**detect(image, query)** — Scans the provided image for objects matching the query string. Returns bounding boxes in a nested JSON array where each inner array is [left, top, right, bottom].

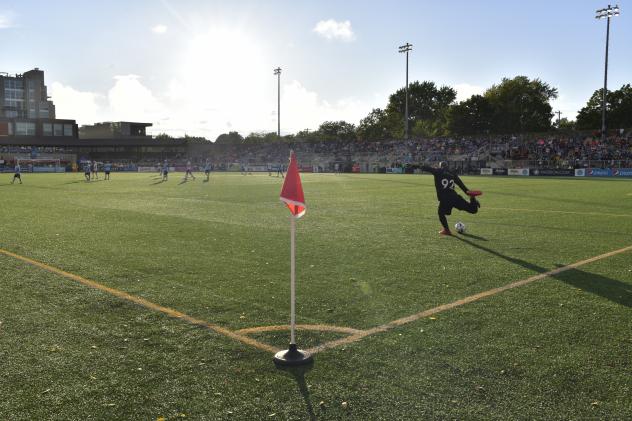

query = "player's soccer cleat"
[[466, 190, 483, 197], [471, 196, 481, 209], [439, 228, 452, 236]]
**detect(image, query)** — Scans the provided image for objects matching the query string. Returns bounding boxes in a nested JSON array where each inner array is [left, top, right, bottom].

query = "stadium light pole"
[[399, 43, 413, 139], [595, 4, 620, 142], [274, 67, 282, 137], [556, 110, 562, 128]]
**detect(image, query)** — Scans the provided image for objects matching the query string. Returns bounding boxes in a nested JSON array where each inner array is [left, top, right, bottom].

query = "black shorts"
[[14, 173, 20, 178], [105, 171, 110, 175], [85, 171, 90, 175], [438, 194, 470, 215]]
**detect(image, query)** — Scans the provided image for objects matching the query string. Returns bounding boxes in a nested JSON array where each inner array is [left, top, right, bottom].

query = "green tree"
[[484, 76, 558, 133], [447, 95, 493, 135], [387, 81, 456, 121], [557, 118, 576, 130], [215, 131, 244, 144], [316, 121, 357, 141], [243, 132, 278, 143], [577, 84, 632, 130], [357, 108, 403, 140], [154, 133, 175, 141]]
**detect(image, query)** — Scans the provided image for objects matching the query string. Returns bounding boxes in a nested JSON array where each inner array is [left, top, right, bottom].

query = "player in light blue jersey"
[[162, 160, 169, 181], [204, 159, 212, 182], [104, 162, 112, 180], [11, 163, 22, 184], [83, 162, 91, 181]]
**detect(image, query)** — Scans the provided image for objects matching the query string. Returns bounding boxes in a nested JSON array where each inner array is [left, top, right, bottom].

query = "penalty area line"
[[0, 247, 280, 354], [307, 244, 632, 355]]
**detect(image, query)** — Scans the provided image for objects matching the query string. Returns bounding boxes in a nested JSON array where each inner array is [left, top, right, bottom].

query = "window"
[[5, 110, 18, 118], [64, 124, 73, 136], [39, 109, 49, 118], [15, 122, 35, 136], [54, 123, 63, 136], [43, 123, 53, 136]]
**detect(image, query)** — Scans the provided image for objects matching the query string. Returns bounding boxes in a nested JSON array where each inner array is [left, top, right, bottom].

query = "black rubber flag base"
[[273, 344, 313, 367]]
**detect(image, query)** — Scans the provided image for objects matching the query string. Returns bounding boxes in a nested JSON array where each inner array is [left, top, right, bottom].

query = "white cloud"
[[0, 12, 16, 29], [50, 76, 165, 126], [454, 83, 485, 102], [281, 80, 375, 133], [49, 27, 378, 140], [49, 82, 103, 123], [313, 19, 355, 42], [107, 75, 165, 122], [152, 24, 168, 34]]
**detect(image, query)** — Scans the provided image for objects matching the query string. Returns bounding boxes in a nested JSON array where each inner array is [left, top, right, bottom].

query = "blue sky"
[[0, 0, 629, 139]]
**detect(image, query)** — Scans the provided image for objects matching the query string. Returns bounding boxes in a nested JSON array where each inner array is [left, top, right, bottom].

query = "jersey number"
[[441, 178, 455, 190]]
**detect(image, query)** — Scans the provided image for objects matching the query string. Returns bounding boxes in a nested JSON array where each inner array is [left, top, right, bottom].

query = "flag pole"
[[290, 215, 296, 346]]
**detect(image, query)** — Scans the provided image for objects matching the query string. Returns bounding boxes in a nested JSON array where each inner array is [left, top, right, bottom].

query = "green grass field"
[[0, 172, 631, 420]]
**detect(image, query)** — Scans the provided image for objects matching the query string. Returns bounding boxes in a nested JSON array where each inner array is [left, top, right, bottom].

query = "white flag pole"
[[290, 215, 296, 346]]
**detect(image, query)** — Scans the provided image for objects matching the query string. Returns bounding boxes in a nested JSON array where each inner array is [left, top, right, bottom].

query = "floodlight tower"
[[399, 42, 413, 139], [595, 4, 620, 142], [274, 67, 282, 137]]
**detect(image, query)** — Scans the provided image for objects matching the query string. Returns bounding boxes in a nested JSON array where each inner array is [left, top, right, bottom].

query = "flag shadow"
[[455, 236, 631, 308], [276, 364, 316, 420]]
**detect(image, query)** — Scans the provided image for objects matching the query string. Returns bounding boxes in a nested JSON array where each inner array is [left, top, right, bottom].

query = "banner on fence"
[[508, 168, 530, 176], [587, 168, 612, 177], [531, 168, 575, 176], [480, 168, 493, 175]]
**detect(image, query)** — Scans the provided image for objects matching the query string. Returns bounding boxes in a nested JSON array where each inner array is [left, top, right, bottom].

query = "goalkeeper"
[[418, 162, 481, 236]]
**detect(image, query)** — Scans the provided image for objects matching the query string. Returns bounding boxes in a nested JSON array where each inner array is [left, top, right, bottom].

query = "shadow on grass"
[[151, 179, 166, 185], [275, 364, 316, 420], [455, 236, 631, 308], [63, 178, 106, 184], [460, 232, 488, 241]]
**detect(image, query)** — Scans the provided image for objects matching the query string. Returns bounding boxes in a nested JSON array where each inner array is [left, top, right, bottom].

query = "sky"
[[0, 0, 630, 140]]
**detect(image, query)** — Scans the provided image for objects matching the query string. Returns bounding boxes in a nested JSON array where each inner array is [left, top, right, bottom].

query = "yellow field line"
[[235, 324, 364, 335], [307, 244, 632, 354], [0, 248, 280, 354]]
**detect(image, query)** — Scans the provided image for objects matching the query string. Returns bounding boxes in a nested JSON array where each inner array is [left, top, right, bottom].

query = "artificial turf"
[[0, 172, 630, 420]]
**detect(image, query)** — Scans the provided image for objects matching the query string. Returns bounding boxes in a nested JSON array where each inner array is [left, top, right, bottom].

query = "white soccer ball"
[[455, 222, 466, 234]]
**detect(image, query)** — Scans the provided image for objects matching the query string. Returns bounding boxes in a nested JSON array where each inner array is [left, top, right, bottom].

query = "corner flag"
[[279, 151, 306, 218], [273, 151, 313, 367]]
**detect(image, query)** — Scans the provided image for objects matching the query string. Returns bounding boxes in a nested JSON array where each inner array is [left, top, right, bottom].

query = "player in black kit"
[[419, 162, 482, 236]]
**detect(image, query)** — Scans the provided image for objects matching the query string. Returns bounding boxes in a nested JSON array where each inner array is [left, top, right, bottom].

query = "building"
[[0, 68, 55, 119], [0, 68, 78, 138], [80, 122, 152, 139]]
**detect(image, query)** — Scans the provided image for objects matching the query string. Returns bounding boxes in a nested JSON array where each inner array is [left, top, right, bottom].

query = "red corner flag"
[[280, 151, 306, 218]]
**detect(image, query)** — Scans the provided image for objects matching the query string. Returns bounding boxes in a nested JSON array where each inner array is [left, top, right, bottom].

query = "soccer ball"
[[455, 222, 466, 234]]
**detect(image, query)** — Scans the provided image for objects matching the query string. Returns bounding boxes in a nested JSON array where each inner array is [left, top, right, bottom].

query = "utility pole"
[[595, 4, 620, 142], [556, 110, 562, 128], [398, 43, 413, 139], [274, 67, 282, 137]]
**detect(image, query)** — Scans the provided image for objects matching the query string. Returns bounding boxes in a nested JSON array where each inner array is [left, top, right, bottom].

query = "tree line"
[[167, 76, 632, 144]]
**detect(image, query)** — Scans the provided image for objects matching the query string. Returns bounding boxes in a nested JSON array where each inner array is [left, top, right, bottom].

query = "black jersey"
[[421, 166, 469, 201]]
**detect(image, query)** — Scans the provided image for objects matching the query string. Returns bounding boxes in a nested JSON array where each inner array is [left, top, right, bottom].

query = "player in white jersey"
[[11, 163, 22, 184], [184, 160, 196, 181], [91, 160, 99, 180]]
